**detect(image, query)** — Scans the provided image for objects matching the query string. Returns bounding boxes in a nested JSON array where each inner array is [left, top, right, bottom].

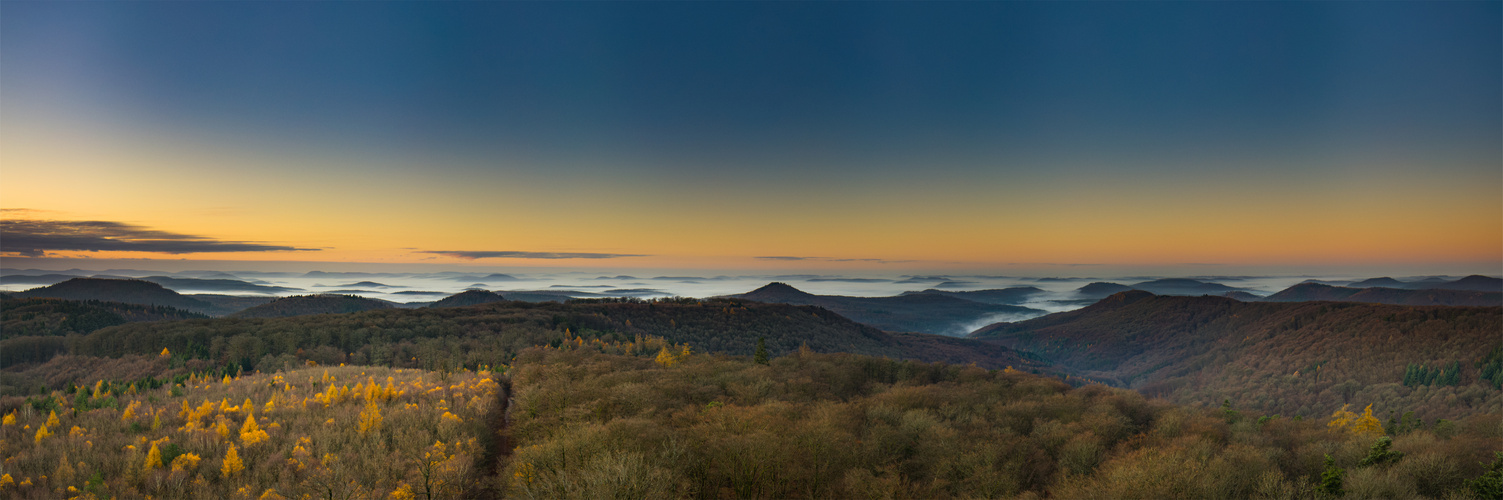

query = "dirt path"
[[469, 375, 514, 499]]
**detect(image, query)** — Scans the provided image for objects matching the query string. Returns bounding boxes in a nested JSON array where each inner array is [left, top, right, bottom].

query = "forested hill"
[[726, 282, 1045, 336], [971, 291, 1503, 420], [429, 289, 507, 308], [1265, 283, 1502, 307], [227, 294, 395, 318], [13, 277, 213, 313], [0, 297, 208, 339], [3, 297, 1048, 373]]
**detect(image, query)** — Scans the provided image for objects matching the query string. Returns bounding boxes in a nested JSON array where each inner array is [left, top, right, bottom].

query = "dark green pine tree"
[[1468, 452, 1503, 500], [754, 336, 769, 365], [1444, 361, 1463, 386], [1359, 436, 1404, 467], [1321, 455, 1346, 497]]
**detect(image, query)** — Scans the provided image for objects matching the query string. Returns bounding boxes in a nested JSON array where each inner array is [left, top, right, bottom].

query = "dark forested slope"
[[1266, 283, 1502, 307], [727, 282, 1045, 336], [0, 297, 207, 339], [429, 289, 507, 308], [972, 292, 1503, 420], [498, 346, 1503, 500], [3, 298, 1047, 374], [14, 278, 212, 312], [228, 294, 396, 318]]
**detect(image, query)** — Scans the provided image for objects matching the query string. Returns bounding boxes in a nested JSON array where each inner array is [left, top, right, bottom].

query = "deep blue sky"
[[2, 2, 1499, 270], [6, 2, 1498, 171]]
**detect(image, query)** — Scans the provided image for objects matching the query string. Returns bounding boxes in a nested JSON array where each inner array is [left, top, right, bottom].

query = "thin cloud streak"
[[0, 218, 317, 257], [421, 250, 648, 260], [756, 256, 913, 264]]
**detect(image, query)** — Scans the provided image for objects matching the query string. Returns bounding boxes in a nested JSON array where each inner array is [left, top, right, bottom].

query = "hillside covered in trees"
[[1, 297, 208, 339], [0, 298, 1050, 389], [7, 278, 274, 316], [228, 294, 396, 319], [429, 290, 507, 308], [971, 291, 1503, 421], [4, 340, 1501, 499], [496, 345, 1503, 499], [726, 282, 1045, 336], [1264, 283, 1502, 307], [0, 363, 502, 499]]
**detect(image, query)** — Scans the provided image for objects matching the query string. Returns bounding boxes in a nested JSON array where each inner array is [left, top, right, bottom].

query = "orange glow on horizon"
[[2, 113, 1499, 271]]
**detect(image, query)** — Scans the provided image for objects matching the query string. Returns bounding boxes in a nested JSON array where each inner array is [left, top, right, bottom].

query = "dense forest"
[[0, 298, 1049, 395], [1265, 284, 1503, 307], [498, 345, 1503, 499], [5, 278, 275, 316], [228, 294, 396, 319], [430, 290, 507, 308], [0, 364, 502, 499], [0, 297, 207, 339], [972, 291, 1503, 421], [4, 340, 1500, 499]]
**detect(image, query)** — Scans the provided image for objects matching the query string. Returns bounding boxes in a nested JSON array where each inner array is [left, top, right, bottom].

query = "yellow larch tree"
[[1328, 403, 1385, 438], [145, 441, 163, 471], [358, 399, 383, 434], [121, 400, 140, 421], [655, 347, 678, 368], [222, 444, 244, 477], [241, 414, 269, 445]]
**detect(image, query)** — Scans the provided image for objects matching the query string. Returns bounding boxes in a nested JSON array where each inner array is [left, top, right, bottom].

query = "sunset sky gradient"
[[2, 2, 1499, 274]]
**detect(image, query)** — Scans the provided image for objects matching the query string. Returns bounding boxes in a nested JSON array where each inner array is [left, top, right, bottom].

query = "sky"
[[2, 2, 1499, 275]]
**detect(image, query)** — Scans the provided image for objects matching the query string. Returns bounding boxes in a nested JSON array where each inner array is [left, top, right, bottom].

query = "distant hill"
[[1350, 277, 1407, 288], [971, 291, 1503, 420], [430, 290, 507, 308], [138, 276, 300, 294], [189, 295, 276, 316], [228, 294, 395, 318], [0, 274, 80, 286], [1074, 282, 1137, 299], [897, 287, 1045, 305], [14, 278, 214, 313], [497, 290, 605, 302], [327, 281, 396, 288], [1127, 278, 1242, 296], [445, 273, 520, 282], [1428, 275, 1503, 292], [727, 282, 1046, 336], [1333, 275, 1502, 292], [1, 297, 207, 339], [1221, 291, 1264, 301], [18, 298, 1049, 372], [1265, 283, 1501, 307]]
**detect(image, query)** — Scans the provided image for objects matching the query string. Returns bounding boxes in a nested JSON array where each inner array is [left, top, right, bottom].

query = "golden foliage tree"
[[1326, 403, 1384, 438], [145, 441, 163, 471], [358, 399, 383, 435], [222, 444, 245, 478], [655, 347, 678, 368], [240, 414, 269, 445]]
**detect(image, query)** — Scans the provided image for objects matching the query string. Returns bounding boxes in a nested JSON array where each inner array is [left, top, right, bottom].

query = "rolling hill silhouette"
[[729, 282, 1045, 336]]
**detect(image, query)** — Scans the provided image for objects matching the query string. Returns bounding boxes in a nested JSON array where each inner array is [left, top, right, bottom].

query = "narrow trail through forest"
[[471, 375, 515, 499]]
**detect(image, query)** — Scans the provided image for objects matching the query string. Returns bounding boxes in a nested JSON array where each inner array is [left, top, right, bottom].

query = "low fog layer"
[[4, 268, 1495, 335]]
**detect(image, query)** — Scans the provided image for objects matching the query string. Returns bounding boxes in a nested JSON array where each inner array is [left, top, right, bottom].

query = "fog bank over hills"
[[5, 266, 1497, 332]]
